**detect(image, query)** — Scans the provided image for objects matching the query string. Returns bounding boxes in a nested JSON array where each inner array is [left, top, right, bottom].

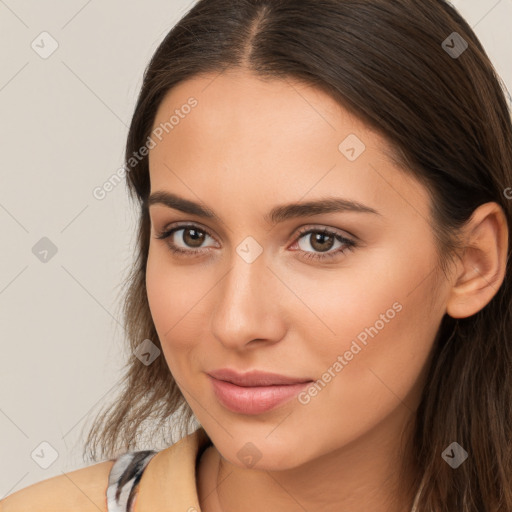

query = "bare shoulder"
[[0, 459, 115, 512]]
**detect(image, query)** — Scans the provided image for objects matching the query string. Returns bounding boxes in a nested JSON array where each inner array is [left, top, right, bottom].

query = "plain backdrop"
[[1, 0, 511, 498]]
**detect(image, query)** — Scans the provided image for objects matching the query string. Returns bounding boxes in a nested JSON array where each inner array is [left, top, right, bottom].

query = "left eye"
[[155, 224, 357, 261], [292, 227, 356, 260]]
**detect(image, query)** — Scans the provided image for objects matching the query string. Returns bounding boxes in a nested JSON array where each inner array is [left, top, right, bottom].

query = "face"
[[146, 69, 450, 470]]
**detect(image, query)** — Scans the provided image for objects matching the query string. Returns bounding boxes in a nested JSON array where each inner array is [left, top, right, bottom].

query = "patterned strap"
[[106, 450, 158, 512]]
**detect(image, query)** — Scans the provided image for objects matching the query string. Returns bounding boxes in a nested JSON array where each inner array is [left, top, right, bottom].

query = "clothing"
[[106, 450, 158, 511], [106, 426, 212, 512]]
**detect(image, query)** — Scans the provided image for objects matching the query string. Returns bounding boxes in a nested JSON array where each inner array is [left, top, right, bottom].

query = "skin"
[[145, 69, 509, 512]]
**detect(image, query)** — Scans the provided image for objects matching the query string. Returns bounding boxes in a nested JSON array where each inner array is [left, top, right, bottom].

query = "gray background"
[[1, 0, 511, 498]]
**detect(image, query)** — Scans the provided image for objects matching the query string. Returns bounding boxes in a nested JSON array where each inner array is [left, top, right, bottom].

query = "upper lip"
[[208, 368, 313, 387]]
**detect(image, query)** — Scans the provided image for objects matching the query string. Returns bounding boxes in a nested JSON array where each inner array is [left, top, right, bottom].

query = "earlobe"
[[446, 202, 509, 319]]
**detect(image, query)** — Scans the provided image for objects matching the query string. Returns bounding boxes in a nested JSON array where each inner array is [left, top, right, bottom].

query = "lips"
[[207, 368, 313, 387], [206, 368, 314, 415]]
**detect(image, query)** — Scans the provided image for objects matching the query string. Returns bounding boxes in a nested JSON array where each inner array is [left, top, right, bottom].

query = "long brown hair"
[[83, 1, 512, 510]]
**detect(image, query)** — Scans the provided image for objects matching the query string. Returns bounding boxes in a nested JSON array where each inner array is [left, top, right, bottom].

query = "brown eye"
[[155, 223, 357, 262], [293, 227, 357, 262], [306, 231, 336, 252], [155, 224, 217, 257], [181, 227, 207, 248]]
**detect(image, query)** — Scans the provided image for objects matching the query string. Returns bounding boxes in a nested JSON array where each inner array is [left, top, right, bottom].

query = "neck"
[[198, 404, 421, 512]]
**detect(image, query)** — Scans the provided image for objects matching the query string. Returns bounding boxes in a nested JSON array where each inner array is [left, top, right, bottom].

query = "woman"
[[2, 0, 511, 511]]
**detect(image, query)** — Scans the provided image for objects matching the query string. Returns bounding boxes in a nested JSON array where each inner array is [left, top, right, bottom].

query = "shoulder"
[[0, 459, 115, 512]]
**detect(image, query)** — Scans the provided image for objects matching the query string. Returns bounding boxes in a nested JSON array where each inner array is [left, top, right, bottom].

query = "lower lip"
[[208, 375, 312, 415]]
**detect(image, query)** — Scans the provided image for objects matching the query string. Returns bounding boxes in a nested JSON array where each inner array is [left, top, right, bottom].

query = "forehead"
[[147, 70, 430, 222], [150, 69, 375, 155]]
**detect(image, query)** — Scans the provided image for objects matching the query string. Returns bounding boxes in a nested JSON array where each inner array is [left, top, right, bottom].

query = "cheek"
[[145, 248, 171, 331], [290, 295, 437, 459], [300, 235, 442, 366], [146, 248, 185, 357], [145, 246, 207, 371], [294, 252, 442, 425]]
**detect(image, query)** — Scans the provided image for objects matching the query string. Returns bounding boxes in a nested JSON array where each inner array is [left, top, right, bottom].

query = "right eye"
[[155, 223, 218, 257]]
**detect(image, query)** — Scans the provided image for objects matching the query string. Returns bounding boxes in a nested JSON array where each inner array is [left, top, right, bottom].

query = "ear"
[[446, 202, 509, 319]]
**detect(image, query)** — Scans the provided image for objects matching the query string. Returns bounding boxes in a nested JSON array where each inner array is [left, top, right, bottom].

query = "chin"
[[216, 434, 310, 471]]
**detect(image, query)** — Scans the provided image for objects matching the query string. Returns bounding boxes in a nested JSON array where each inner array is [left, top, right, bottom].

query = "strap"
[[106, 450, 158, 512]]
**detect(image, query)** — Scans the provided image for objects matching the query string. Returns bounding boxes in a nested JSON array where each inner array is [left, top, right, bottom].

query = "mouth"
[[207, 371, 314, 415], [207, 368, 313, 387]]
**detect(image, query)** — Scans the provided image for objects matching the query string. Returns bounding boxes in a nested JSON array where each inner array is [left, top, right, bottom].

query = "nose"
[[210, 252, 287, 351]]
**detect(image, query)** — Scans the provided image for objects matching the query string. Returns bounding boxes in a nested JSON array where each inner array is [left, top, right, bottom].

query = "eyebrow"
[[146, 191, 381, 225]]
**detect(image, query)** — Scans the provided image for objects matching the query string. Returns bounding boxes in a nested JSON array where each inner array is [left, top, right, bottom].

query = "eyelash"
[[154, 223, 357, 262]]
